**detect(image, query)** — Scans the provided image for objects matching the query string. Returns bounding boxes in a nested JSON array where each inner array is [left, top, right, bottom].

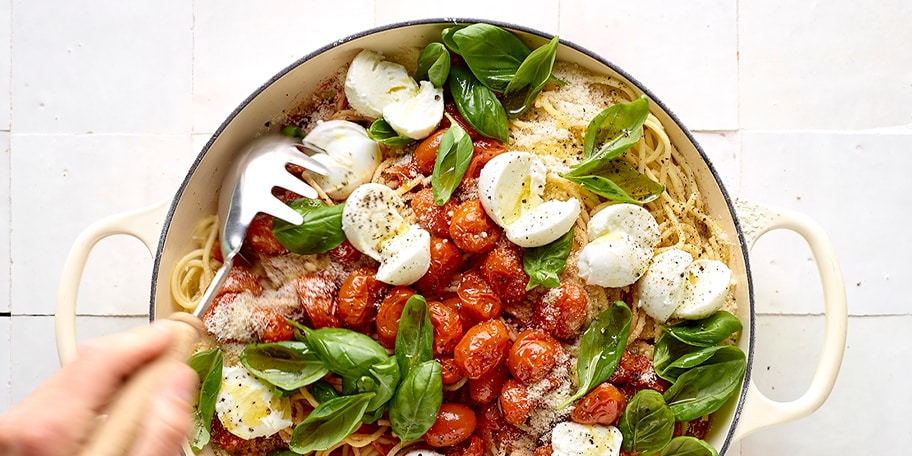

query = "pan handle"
[[730, 198, 847, 441], [55, 200, 170, 365]]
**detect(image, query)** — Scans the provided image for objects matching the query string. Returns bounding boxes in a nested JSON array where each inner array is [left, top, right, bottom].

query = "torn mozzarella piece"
[[302, 120, 381, 199], [342, 183, 431, 285], [576, 203, 660, 288], [637, 248, 694, 322], [344, 49, 418, 118], [551, 421, 623, 456], [672, 259, 733, 320], [383, 80, 443, 139], [477, 152, 580, 248], [214, 366, 293, 440]]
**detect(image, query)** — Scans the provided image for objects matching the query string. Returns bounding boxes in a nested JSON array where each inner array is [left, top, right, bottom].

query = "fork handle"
[[79, 312, 204, 456]]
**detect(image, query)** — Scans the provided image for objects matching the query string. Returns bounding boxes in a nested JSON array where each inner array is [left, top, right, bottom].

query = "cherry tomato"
[[411, 187, 457, 238], [480, 240, 529, 306], [437, 357, 465, 385], [500, 379, 535, 425], [469, 364, 508, 405], [329, 239, 362, 264], [252, 307, 294, 343], [210, 416, 246, 451], [610, 350, 671, 396], [414, 237, 463, 293], [571, 382, 628, 426], [423, 403, 477, 448], [428, 300, 464, 357], [443, 434, 484, 456], [337, 267, 387, 328], [456, 270, 503, 321], [461, 137, 508, 188], [375, 286, 416, 348], [295, 274, 341, 329], [442, 100, 481, 139], [454, 319, 511, 379], [413, 129, 447, 175], [476, 401, 521, 452], [245, 213, 286, 256], [533, 445, 553, 456], [533, 281, 588, 340], [450, 199, 501, 254], [202, 292, 239, 337], [507, 329, 563, 384], [219, 266, 263, 296]]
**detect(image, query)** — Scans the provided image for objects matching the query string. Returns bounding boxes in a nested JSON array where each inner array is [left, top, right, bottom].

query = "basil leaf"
[[416, 42, 451, 88], [523, 228, 573, 290], [618, 389, 675, 454], [451, 23, 531, 92], [449, 65, 510, 143], [310, 380, 339, 404], [189, 410, 211, 452], [240, 341, 329, 391], [272, 199, 346, 254], [361, 356, 401, 413], [281, 125, 305, 138], [304, 327, 389, 380], [395, 295, 434, 377], [663, 311, 743, 347], [389, 360, 443, 441], [441, 25, 467, 55], [659, 436, 719, 456], [565, 161, 665, 204], [267, 450, 300, 456], [657, 344, 729, 383], [503, 36, 559, 118], [560, 302, 632, 408], [188, 348, 222, 431], [575, 96, 650, 170], [663, 346, 747, 422], [431, 120, 474, 205], [653, 333, 700, 383], [368, 118, 415, 147], [289, 392, 374, 453]]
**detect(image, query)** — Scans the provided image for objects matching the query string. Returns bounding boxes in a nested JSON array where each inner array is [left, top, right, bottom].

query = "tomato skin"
[[252, 307, 294, 342], [469, 364, 509, 404], [456, 270, 503, 322], [413, 129, 447, 175], [480, 240, 529, 307], [499, 378, 535, 425], [610, 349, 671, 396], [476, 401, 522, 452], [423, 403, 477, 448], [443, 434, 485, 456], [533, 281, 588, 340], [219, 266, 263, 296], [438, 357, 465, 385], [337, 267, 387, 328], [454, 319, 511, 379], [533, 445, 554, 456], [449, 199, 501, 254], [428, 300, 464, 357], [295, 274, 341, 329], [507, 329, 563, 384], [571, 382, 628, 426], [202, 292, 240, 338], [414, 237, 463, 293], [246, 213, 286, 256], [461, 137, 508, 189], [329, 239, 362, 264], [210, 416, 246, 451], [375, 286, 416, 348], [442, 100, 481, 139], [411, 187, 458, 238]]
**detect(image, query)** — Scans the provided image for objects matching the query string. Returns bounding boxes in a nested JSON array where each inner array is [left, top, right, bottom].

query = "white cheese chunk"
[[637, 248, 694, 322], [551, 421, 623, 456], [672, 259, 733, 320], [214, 366, 293, 440], [303, 120, 381, 199], [576, 203, 660, 288], [344, 49, 418, 118], [383, 80, 444, 139]]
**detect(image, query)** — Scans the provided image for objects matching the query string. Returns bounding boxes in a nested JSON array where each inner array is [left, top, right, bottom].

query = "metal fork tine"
[[264, 196, 305, 226], [287, 146, 330, 176], [273, 171, 320, 200]]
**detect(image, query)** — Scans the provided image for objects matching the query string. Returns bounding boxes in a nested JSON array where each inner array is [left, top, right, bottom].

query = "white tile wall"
[[1, 0, 909, 453]]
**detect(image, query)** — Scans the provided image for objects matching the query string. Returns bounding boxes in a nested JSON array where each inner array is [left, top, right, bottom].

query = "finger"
[[127, 360, 198, 456]]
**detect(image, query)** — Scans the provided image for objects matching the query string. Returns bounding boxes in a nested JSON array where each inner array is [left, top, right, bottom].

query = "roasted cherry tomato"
[[571, 382, 628, 426], [329, 239, 362, 264], [454, 319, 511, 379], [443, 434, 485, 456], [533, 281, 588, 340], [456, 270, 503, 321], [450, 199, 501, 254], [438, 357, 465, 385], [246, 213, 286, 256], [252, 307, 294, 343], [533, 445, 554, 456], [461, 137, 508, 189], [413, 129, 447, 175], [337, 266, 387, 328], [202, 292, 240, 337], [480, 240, 529, 306], [428, 300, 464, 357], [210, 416, 245, 451], [610, 349, 671, 396], [219, 266, 263, 296], [500, 379, 535, 426], [469, 364, 509, 405], [375, 286, 416, 348], [507, 329, 563, 384], [423, 403, 477, 448], [442, 100, 481, 139], [295, 274, 341, 329], [414, 237, 463, 293], [411, 187, 458, 238]]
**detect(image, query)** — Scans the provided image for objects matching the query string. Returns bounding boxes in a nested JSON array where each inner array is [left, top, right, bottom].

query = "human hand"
[[0, 321, 199, 456]]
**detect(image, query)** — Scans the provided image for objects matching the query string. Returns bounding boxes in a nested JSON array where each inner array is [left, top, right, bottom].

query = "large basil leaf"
[[503, 36, 559, 119], [432, 120, 474, 205], [663, 311, 743, 347], [659, 436, 719, 456], [523, 228, 573, 290], [560, 302, 632, 407], [618, 389, 675, 454], [656, 344, 729, 383], [416, 42, 451, 88], [289, 392, 374, 453], [451, 23, 531, 91], [565, 161, 665, 204], [310, 380, 339, 404], [240, 341, 328, 391], [368, 118, 415, 147], [304, 327, 389, 380], [653, 333, 700, 383], [441, 25, 467, 55], [187, 347, 222, 451], [395, 295, 434, 378], [389, 360, 443, 441], [359, 356, 400, 413], [188, 411, 210, 453], [449, 66, 510, 143], [272, 198, 345, 254], [663, 346, 747, 422], [573, 96, 650, 172]]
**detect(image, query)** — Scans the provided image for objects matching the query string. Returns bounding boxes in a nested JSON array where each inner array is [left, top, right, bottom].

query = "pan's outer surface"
[[151, 19, 754, 454]]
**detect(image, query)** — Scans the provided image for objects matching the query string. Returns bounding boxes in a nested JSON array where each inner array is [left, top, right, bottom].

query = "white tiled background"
[[1, 0, 910, 453]]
